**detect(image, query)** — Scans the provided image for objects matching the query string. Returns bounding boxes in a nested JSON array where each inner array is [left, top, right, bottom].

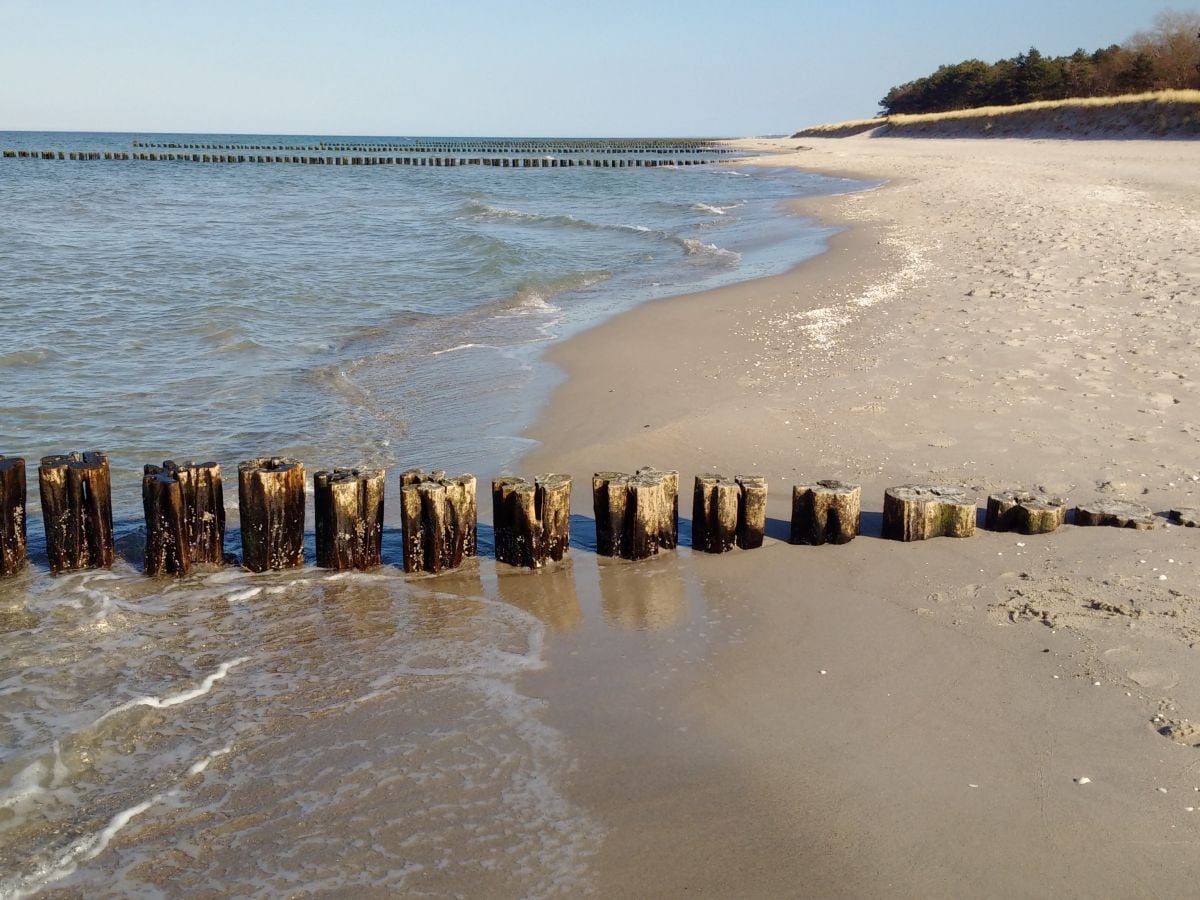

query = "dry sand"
[[507, 135, 1200, 897]]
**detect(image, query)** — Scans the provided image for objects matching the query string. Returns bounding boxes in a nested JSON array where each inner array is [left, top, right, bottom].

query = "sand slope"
[[516, 136, 1200, 896]]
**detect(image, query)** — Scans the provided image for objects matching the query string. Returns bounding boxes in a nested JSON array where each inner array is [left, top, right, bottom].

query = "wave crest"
[[463, 201, 740, 267]]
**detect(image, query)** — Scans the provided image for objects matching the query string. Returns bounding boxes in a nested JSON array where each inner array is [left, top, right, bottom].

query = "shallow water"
[[0, 131, 864, 896]]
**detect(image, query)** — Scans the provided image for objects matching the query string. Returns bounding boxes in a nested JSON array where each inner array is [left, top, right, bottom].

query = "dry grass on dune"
[[792, 117, 884, 137], [888, 89, 1200, 123], [794, 89, 1200, 137]]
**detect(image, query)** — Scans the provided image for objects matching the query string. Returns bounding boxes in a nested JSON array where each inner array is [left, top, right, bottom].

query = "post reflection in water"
[[313, 573, 401, 643], [402, 565, 487, 640], [596, 555, 687, 632], [495, 560, 583, 634]]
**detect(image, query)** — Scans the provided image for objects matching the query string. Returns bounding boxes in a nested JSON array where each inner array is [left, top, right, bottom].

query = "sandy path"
[[510, 136, 1200, 897]]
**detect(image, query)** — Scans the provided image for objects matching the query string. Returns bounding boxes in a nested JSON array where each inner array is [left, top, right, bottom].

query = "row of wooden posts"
[[1, 150, 716, 168], [0, 453, 1178, 580], [130, 140, 736, 154]]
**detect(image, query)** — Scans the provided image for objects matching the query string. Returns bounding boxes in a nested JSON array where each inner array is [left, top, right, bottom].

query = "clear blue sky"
[[0, 0, 1194, 136]]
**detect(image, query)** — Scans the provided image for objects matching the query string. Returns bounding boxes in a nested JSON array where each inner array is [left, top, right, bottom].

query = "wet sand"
[[514, 136, 1200, 896]]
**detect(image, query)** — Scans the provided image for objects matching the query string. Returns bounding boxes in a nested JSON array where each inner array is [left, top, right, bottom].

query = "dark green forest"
[[880, 10, 1200, 115]]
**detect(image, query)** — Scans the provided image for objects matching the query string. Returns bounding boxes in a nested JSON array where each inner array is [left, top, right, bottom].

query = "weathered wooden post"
[[0, 456, 27, 576], [626, 473, 665, 559], [537, 474, 572, 561], [985, 490, 1066, 534], [791, 480, 861, 545], [238, 457, 305, 572], [882, 484, 976, 541], [692, 474, 739, 553], [593, 471, 630, 557], [142, 460, 225, 576], [314, 468, 385, 570], [592, 468, 677, 561], [736, 475, 767, 549], [39, 452, 114, 573], [1073, 500, 1156, 530], [491, 474, 572, 568], [142, 468, 187, 576], [692, 474, 766, 553], [399, 469, 477, 574]]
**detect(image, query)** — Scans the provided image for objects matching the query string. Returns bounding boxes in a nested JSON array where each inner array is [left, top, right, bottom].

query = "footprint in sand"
[[1128, 669, 1180, 690]]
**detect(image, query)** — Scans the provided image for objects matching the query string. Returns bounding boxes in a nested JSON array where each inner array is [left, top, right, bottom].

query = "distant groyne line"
[[130, 138, 737, 154], [1, 149, 721, 168]]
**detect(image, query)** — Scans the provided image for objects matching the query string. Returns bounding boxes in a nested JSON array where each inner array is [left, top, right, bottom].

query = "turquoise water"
[[0, 132, 865, 897]]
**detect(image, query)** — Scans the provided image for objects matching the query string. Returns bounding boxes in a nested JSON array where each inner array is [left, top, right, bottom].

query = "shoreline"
[[511, 136, 1200, 895]]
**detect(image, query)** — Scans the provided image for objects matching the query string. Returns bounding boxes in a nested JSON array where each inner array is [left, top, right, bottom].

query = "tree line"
[[880, 10, 1200, 115]]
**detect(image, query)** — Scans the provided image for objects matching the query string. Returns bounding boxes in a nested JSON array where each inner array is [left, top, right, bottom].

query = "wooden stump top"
[[239, 456, 303, 476], [988, 489, 1064, 510], [798, 479, 859, 496], [315, 466, 385, 487], [40, 450, 108, 471], [535, 473, 572, 494], [886, 484, 973, 506], [1074, 499, 1157, 530]]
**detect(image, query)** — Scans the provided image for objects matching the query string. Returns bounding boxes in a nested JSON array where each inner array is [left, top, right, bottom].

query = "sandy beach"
[[511, 135, 1200, 897]]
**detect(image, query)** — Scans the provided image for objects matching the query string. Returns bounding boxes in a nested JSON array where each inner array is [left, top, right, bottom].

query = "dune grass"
[[888, 89, 1200, 124], [796, 117, 883, 134], [794, 90, 1200, 137]]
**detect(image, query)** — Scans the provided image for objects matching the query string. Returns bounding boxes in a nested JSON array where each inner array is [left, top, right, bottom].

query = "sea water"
[[0, 132, 863, 896]]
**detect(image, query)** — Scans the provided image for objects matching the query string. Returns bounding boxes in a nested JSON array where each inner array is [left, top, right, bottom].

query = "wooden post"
[[142, 467, 188, 576], [0, 456, 27, 576], [493, 476, 536, 566], [1073, 500, 1156, 530], [593, 471, 631, 557], [399, 469, 477, 574], [491, 474, 572, 568], [692, 474, 739, 553], [145, 460, 224, 571], [627, 473, 664, 560], [882, 484, 976, 541], [38, 452, 114, 573], [692, 474, 766, 553], [538, 474, 572, 562], [314, 468, 384, 570], [592, 468, 677, 560], [736, 475, 767, 549], [791, 480, 861, 545], [985, 490, 1066, 534], [237, 457, 305, 572], [645, 467, 678, 549]]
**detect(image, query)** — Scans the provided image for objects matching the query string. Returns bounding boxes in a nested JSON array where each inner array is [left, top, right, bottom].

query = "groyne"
[[131, 138, 737, 154], [0, 451, 1187, 580], [1, 149, 720, 167]]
